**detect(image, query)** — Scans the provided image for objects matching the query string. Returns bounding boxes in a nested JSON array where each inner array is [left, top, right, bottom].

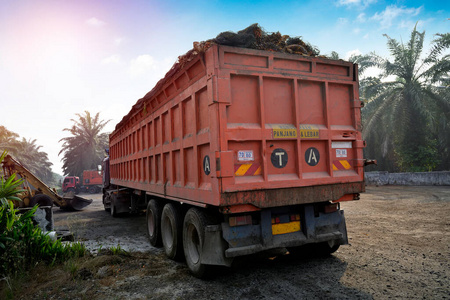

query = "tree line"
[[0, 126, 54, 183], [0, 111, 109, 184], [1, 25, 449, 179], [355, 25, 449, 172]]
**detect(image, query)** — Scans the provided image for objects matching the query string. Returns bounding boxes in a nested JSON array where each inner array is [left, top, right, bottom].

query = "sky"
[[0, 0, 448, 175]]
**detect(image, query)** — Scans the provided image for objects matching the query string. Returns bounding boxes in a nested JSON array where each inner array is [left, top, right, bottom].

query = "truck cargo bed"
[[109, 45, 364, 211]]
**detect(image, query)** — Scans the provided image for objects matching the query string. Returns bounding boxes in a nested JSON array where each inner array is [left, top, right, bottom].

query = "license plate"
[[272, 221, 301, 235]]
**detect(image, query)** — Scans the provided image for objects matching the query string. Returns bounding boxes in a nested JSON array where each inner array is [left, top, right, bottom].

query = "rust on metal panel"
[[220, 182, 365, 209]]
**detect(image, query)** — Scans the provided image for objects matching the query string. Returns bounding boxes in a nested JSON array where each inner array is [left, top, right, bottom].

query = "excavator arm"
[[1, 155, 92, 210]]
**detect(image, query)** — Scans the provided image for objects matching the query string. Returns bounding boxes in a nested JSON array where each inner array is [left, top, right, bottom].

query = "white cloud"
[[353, 28, 361, 34], [337, 0, 377, 9], [357, 13, 366, 23], [86, 17, 106, 27], [338, 0, 360, 5], [338, 18, 349, 25], [345, 49, 362, 60], [126, 55, 175, 84], [128, 55, 156, 77], [399, 20, 424, 29], [102, 54, 121, 65], [371, 5, 422, 28]]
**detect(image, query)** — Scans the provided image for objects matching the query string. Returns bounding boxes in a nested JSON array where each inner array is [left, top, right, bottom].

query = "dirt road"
[[20, 186, 450, 299]]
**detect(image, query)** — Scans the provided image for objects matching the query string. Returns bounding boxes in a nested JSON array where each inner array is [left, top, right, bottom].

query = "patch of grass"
[[64, 259, 80, 279], [110, 244, 128, 256]]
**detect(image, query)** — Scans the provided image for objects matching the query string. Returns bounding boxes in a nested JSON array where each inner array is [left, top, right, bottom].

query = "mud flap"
[[337, 210, 349, 245], [201, 225, 234, 266]]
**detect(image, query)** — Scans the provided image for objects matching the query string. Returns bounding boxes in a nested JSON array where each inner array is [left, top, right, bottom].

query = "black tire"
[[146, 199, 162, 247], [30, 194, 53, 207], [161, 203, 184, 261], [183, 208, 211, 278]]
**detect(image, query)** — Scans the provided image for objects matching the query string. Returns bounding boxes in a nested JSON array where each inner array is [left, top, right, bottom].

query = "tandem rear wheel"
[[146, 199, 162, 247], [161, 203, 184, 261], [145, 200, 216, 278], [183, 207, 212, 278]]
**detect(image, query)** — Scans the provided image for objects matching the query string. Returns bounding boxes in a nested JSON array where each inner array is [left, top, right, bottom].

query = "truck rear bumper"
[[221, 204, 348, 258], [221, 182, 365, 208]]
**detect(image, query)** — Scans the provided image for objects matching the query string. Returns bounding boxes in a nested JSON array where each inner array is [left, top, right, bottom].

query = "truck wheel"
[[183, 208, 210, 278], [161, 203, 184, 261], [146, 199, 162, 247], [30, 194, 53, 207]]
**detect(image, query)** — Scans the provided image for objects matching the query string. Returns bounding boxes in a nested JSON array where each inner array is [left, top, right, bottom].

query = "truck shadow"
[[199, 250, 373, 299]]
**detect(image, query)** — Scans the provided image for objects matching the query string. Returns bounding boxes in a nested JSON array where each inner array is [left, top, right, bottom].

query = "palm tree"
[[0, 126, 20, 153], [354, 25, 450, 172], [15, 138, 53, 182], [0, 127, 53, 182], [59, 111, 110, 177], [426, 32, 450, 170], [328, 51, 340, 60]]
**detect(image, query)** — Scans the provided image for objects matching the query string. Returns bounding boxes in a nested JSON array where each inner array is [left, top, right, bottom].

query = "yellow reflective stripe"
[[254, 166, 262, 175], [340, 160, 351, 169], [235, 164, 252, 176], [332, 164, 338, 171], [272, 221, 301, 235]]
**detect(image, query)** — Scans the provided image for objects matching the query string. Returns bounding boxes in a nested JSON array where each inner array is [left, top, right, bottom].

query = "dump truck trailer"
[[102, 44, 366, 277]]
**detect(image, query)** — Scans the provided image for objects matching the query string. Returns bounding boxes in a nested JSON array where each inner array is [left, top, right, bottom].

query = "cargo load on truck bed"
[[103, 25, 366, 277]]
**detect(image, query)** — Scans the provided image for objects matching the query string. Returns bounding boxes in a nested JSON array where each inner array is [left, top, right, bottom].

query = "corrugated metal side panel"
[[109, 48, 222, 207], [109, 45, 364, 209], [214, 46, 364, 199]]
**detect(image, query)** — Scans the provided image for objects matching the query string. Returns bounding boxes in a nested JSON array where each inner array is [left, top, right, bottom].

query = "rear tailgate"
[[215, 46, 364, 206]]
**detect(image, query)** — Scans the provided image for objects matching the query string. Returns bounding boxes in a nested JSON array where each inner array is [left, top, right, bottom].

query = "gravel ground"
[[8, 185, 450, 299]]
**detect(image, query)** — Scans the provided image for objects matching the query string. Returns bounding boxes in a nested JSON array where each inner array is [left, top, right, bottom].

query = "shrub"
[[0, 151, 87, 277]]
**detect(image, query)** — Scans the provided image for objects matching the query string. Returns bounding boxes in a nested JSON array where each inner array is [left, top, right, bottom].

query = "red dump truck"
[[63, 170, 102, 194], [102, 44, 367, 277]]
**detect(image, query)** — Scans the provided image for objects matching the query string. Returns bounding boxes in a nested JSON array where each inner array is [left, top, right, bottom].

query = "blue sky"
[[0, 0, 448, 174]]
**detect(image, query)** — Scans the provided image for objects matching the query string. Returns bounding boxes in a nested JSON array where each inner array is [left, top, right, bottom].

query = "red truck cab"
[[62, 176, 80, 193]]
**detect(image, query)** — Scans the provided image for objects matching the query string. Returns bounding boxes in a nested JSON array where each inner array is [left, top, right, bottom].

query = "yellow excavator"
[[1, 154, 92, 210]]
